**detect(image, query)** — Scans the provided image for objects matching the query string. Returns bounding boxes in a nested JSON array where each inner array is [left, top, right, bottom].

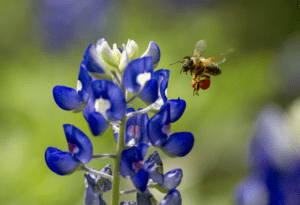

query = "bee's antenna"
[[170, 61, 182, 66]]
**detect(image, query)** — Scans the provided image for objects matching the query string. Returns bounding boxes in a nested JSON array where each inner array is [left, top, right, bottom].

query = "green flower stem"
[[92, 154, 117, 159], [111, 116, 126, 205]]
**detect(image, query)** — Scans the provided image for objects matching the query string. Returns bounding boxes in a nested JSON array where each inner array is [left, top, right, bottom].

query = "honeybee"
[[171, 40, 233, 95]]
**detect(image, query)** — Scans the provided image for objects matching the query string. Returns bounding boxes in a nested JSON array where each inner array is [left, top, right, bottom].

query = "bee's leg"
[[194, 74, 201, 83], [193, 81, 200, 96]]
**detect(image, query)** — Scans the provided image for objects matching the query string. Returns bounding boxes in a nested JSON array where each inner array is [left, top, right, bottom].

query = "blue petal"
[[53, 86, 84, 111], [63, 124, 93, 164], [136, 109, 150, 144], [154, 69, 170, 103], [166, 99, 186, 123], [82, 93, 96, 121], [131, 169, 149, 192], [83, 44, 106, 75], [141, 41, 161, 69], [84, 186, 100, 205], [77, 62, 92, 103], [136, 143, 149, 160], [45, 147, 81, 175], [87, 112, 108, 136], [92, 80, 126, 121], [159, 189, 182, 205], [123, 57, 154, 94], [161, 132, 194, 157], [143, 151, 164, 185], [139, 78, 159, 104], [120, 146, 144, 178], [84, 186, 106, 205], [147, 103, 170, 146], [162, 169, 182, 190]]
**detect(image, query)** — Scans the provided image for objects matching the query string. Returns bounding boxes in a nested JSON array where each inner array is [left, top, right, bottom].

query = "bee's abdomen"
[[206, 64, 221, 75]]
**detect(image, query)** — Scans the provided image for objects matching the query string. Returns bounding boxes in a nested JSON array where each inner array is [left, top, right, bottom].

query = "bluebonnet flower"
[[53, 63, 92, 112], [234, 103, 300, 205], [119, 143, 151, 192], [45, 124, 93, 175], [123, 56, 159, 104], [120, 144, 183, 193], [147, 102, 194, 157], [84, 79, 126, 136], [84, 164, 112, 205], [143, 151, 183, 191]]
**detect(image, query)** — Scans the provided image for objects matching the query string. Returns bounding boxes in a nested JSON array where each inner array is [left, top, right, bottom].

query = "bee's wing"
[[194, 40, 206, 56], [206, 48, 234, 61], [213, 57, 226, 65]]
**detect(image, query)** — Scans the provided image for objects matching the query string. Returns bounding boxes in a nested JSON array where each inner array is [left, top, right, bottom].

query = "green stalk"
[[111, 116, 126, 205]]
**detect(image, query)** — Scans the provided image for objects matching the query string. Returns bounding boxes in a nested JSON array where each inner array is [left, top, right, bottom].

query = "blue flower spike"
[[123, 56, 159, 104], [47, 38, 194, 205], [141, 41, 161, 69], [87, 79, 126, 136], [45, 124, 93, 175], [53, 63, 92, 112]]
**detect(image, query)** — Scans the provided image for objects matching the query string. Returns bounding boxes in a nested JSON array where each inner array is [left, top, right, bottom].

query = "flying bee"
[[170, 40, 233, 96]]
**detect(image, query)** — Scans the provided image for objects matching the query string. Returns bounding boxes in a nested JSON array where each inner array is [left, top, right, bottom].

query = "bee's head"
[[181, 57, 194, 73]]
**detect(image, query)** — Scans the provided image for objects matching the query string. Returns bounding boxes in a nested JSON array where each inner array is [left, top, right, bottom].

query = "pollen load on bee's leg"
[[199, 77, 210, 90]]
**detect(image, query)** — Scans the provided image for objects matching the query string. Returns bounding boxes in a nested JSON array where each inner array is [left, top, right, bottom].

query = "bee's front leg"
[[192, 75, 200, 96]]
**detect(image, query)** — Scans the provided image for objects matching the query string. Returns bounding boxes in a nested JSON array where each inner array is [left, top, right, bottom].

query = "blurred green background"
[[0, 0, 299, 204]]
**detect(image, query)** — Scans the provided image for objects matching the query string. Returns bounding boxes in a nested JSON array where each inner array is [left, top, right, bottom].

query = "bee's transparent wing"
[[194, 40, 206, 55], [206, 48, 234, 61], [214, 57, 226, 65]]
